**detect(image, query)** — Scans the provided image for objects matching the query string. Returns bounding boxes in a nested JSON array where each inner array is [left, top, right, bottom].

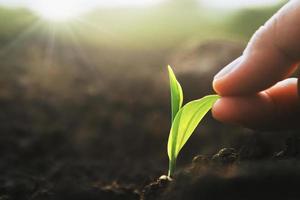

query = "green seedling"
[[167, 65, 219, 178]]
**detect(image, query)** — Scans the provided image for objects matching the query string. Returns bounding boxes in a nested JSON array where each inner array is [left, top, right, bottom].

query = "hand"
[[212, 0, 300, 130]]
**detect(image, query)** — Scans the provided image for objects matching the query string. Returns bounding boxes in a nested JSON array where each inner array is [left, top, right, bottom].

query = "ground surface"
[[0, 40, 299, 200]]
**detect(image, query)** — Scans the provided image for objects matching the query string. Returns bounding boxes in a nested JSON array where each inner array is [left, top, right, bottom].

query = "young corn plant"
[[167, 65, 219, 178]]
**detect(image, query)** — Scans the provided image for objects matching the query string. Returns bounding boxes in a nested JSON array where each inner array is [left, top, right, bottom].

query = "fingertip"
[[212, 79, 221, 95], [211, 94, 275, 129], [211, 97, 241, 124], [212, 69, 234, 96], [212, 56, 243, 95], [211, 98, 221, 121]]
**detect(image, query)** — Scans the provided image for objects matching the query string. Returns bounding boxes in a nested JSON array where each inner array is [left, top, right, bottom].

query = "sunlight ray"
[[0, 19, 42, 57], [43, 24, 56, 68], [75, 18, 132, 46], [73, 17, 135, 46], [74, 17, 118, 38], [64, 23, 95, 70]]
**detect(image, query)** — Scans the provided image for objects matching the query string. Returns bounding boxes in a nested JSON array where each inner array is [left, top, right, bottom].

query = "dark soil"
[[1, 40, 299, 200], [1, 120, 300, 200], [1, 80, 299, 200], [142, 144, 300, 200]]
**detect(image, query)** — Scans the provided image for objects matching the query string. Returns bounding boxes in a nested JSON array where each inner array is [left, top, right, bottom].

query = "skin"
[[212, 0, 300, 130]]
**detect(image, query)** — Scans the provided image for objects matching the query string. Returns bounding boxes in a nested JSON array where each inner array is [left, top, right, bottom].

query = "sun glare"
[[32, 0, 82, 21], [29, 0, 164, 21]]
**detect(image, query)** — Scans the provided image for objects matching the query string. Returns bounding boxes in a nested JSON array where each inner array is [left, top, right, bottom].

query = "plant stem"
[[168, 159, 176, 178]]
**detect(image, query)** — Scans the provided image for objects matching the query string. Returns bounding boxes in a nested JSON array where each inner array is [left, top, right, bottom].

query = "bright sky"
[[0, 0, 282, 21], [0, 0, 164, 20], [0, 0, 164, 7], [200, 0, 283, 9]]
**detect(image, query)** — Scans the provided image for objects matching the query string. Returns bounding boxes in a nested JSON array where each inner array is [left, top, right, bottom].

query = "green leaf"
[[167, 94, 219, 176], [167, 65, 183, 123]]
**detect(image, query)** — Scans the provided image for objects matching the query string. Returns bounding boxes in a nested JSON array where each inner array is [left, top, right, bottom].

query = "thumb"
[[213, 0, 300, 96]]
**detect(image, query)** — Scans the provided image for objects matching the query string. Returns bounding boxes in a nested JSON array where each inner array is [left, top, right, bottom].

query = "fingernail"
[[297, 74, 300, 97], [214, 56, 243, 80], [275, 78, 297, 88]]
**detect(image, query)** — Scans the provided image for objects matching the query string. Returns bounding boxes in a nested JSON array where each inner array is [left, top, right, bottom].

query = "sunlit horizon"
[[0, 0, 165, 21], [0, 0, 283, 16]]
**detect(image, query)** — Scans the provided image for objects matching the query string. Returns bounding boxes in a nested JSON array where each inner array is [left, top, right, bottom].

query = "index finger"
[[213, 0, 300, 96]]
